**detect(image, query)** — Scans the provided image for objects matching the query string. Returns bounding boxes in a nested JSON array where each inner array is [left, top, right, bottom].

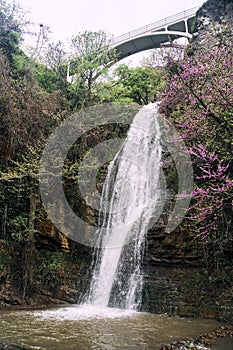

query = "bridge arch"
[[112, 6, 198, 60]]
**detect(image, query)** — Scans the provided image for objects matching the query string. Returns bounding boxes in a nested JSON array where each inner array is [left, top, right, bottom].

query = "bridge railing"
[[113, 6, 199, 45]]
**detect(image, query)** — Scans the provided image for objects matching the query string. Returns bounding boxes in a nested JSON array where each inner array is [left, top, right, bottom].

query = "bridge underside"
[[114, 17, 195, 59], [115, 32, 189, 59]]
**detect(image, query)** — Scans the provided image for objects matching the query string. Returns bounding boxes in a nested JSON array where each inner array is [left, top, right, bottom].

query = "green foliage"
[[11, 51, 30, 77], [34, 63, 61, 92], [10, 215, 29, 242], [208, 273, 231, 286], [113, 64, 160, 104], [65, 78, 87, 110], [0, 249, 9, 271], [34, 251, 64, 290], [94, 64, 165, 105], [0, 0, 24, 64], [0, 52, 62, 167], [69, 30, 118, 106]]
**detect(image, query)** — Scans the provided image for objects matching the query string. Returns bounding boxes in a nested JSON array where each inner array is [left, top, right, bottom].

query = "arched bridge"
[[113, 6, 199, 59]]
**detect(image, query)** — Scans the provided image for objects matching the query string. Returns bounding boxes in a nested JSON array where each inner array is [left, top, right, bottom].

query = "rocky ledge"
[[159, 325, 233, 350], [0, 339, 27, 350]]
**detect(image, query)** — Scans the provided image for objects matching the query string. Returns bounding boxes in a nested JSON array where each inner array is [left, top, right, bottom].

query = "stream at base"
[[0, 306, 222, 350]]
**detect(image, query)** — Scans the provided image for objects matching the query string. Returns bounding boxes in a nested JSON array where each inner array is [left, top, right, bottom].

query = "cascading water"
[[86, 103, 163, 311]]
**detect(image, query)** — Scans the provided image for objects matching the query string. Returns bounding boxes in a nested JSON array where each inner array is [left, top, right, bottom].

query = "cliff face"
[[142, 224, 233, 321], [141, 0, 233, 321], [140, 157, 232, 321], [194, 0, 233, 48]]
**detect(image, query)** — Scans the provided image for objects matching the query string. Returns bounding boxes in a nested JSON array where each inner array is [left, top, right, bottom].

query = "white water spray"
[[86, 104, 163, 310]]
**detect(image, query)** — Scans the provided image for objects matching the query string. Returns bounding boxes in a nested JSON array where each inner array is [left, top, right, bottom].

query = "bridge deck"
[[113, 6, 199, 46]]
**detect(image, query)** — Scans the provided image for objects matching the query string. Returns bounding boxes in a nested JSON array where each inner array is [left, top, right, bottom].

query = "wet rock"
[[0, 339, 27, 350], [159, 325, 233, 350]]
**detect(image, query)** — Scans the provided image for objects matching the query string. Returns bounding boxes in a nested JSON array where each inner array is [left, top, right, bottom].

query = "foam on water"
[[34, 304, 138, 321]]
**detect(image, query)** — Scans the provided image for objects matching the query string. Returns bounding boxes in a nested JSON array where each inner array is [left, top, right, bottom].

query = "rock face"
[[137, 177, 233, 321], [193, 0, 233, 48], [36, 220, 70, 252], [139, 0, 233, 320], [140, 206, 233, 322]]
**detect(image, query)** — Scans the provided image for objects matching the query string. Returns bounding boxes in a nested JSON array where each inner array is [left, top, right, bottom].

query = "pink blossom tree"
[[159, 45, 233, 240]]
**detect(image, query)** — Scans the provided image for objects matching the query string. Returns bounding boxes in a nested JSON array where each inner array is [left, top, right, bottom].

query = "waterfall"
[[86, 103, 163, 311]]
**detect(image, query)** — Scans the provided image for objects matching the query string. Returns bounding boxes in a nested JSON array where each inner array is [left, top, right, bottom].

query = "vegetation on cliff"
[[0, 0, 162, 302]]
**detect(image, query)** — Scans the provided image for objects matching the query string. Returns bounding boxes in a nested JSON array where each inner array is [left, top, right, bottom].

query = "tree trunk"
[[22, 191, 36, 300]]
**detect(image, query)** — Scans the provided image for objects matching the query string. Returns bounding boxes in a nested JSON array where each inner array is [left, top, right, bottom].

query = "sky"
[[18, 0, 205, 41]]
